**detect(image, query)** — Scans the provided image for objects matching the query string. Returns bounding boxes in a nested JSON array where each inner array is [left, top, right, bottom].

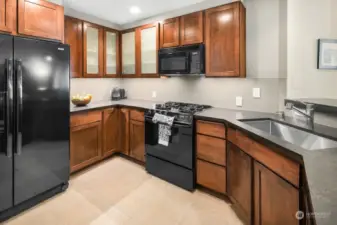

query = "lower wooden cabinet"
[[119, 108, 130, 155], [227, 142, 253, 225], [102, 108, 119, 159], [70, 121, 102, 173], [254, 161, 299, 225], [197, 159, 226, 194], [130, 119, 145, 162]]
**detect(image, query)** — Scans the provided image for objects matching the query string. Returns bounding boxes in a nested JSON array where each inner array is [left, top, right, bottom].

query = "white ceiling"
[[64, 0, 206, 25]]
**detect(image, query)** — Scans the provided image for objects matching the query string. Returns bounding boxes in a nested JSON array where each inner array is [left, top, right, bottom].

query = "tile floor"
[[3, 157, 243, 225]]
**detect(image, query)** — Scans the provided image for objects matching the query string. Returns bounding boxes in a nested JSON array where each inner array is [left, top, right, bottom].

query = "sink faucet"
[[286, 102, 315, 124]]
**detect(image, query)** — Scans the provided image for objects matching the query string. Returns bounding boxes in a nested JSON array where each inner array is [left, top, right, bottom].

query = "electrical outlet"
[[253, 88, 261, 98], [152, 91, 157, 98], [236, 96, 243, 107]]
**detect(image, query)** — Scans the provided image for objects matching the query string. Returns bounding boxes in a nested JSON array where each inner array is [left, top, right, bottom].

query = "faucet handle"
[[285, 102, 293, 110]]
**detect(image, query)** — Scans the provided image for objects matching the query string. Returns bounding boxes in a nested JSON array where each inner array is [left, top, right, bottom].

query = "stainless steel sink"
[[240, 119, 337, 151]]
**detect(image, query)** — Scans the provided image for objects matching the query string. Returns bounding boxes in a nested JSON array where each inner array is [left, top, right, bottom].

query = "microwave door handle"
[[185, 53, 191, 72]]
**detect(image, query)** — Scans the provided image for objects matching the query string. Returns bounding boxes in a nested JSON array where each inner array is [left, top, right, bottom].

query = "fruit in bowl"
[[71, 94, 92, 106]]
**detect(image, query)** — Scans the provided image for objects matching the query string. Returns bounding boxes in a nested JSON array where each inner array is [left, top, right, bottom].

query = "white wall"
[[287, 0, 337, 98]]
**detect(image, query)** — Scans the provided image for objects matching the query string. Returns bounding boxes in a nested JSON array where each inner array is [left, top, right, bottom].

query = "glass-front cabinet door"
[[138, 23, 159, 76], [83, 22, 103, 77], [121, 30, 136, 76], [104, 29, 119, 77]]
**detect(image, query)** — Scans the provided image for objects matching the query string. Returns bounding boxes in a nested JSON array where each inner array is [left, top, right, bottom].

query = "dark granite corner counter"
[[195, 108, 337, 225]]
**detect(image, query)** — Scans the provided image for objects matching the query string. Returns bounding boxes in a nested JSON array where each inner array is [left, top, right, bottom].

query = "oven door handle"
[[145, 118, 191, 128]]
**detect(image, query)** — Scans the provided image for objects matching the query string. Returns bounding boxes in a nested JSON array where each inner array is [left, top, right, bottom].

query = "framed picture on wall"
[[317, 39, 337, 70]]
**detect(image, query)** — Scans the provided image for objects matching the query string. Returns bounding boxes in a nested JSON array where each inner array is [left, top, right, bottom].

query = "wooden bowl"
[[71, 98, 91, 107]]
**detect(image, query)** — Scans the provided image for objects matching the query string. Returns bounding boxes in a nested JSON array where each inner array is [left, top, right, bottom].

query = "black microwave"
[[158, 44, 205, 76]]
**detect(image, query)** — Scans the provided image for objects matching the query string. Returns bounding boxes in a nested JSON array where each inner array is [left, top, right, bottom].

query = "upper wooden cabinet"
[[83, 22, 104, 77], [104, 28, 119, 77], [205, 2, 246, 77], [180, 11, 203, 46], [160, 17, 180, 48], [137, 23, 159, 77], [18, 0, 64, 42], [0, 0, 16, 34], [65, 16, 83, 78], [121, 30, 136, 76]]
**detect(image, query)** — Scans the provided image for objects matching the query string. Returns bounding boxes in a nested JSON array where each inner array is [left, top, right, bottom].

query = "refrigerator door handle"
[[5, 59, 13, 158], [15, 59, 22, 156]]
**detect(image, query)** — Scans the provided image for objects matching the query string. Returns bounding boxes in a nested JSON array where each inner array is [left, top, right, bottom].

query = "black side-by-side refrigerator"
[[0, 34, 70, 219]]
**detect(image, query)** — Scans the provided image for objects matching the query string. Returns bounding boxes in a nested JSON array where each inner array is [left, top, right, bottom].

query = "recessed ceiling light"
[[130, 6, 141, 14]]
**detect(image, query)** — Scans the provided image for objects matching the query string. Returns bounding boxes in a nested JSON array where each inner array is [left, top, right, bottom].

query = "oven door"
[[145, 117, 193, 169], [159, 51, 190, 74]]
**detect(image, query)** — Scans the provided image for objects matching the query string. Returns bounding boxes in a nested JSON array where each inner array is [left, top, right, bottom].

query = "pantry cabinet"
[[205, 2, 246, 77], [83, 22, 104, 77], [180, 11, 203, 46], [104, 28, 119, 77], [65, 16, 83, 78], [18, 0, 64, 42], [103, 108, 119, 159], [0, 0, 16, 34], [160, 17, 180, 48], [121, 30, 136, 76], [137, 23, 159, 77]]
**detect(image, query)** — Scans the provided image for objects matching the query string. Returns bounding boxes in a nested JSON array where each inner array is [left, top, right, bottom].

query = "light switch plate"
[[236, 96, 243, 107], [253, 88, 261, 98], [152, 91, 157, 98]]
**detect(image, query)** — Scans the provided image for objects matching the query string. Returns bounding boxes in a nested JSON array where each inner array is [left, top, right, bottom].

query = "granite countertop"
[[70, 99, 163, 113], [70, 99, 337, 225], [195, 108, 337, 225]]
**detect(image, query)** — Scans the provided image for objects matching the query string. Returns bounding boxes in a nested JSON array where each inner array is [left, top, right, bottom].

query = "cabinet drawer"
[[227, 127, 253, 152], [196, 120, 226, 139], [71, 111, 102, 127], [197, 134, 226, 166], [197, 160, 226, 194], [130, 109, 144, 122]]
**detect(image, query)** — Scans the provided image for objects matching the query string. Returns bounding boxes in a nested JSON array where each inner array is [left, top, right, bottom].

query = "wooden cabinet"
[[70, 112, 102, 173], [65, 16, 83, 78], [197, 160, 226, 194], [180, 11, 203, 46], [0, 0, 16, 34], [104, 28, 119, 77], [18, 0, 64, 41], [196, 120, 226, 194], [102, 108, 119, 159], [119, 108, 130, 155], [160, 17, 180, 48], [137, 23, 159, 77], [227, 142, 253, 225], [121, 29, 136, 76], [205, 2, 246, 77], [83, 22, 104, 77], [130, 120, 145, 162], [254, 161, 299, 225], [129, 110, 145, 162]]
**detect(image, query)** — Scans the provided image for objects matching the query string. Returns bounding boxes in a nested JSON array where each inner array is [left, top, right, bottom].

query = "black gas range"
[[144, 102, 211, 191]]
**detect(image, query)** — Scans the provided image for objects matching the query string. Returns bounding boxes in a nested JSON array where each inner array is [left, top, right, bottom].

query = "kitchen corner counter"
[[70, 99, 163, 113], [195, 107, 337, 225]]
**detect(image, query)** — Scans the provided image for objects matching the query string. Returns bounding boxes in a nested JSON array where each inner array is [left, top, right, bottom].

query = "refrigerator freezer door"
[[0, 34, 14, 212], [13, 37, 70, 205]]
